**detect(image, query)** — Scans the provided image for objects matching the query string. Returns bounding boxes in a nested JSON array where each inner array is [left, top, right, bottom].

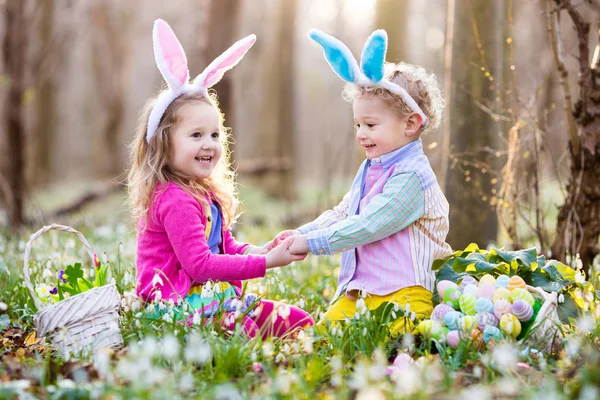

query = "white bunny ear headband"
[[308, 29, 428, 126], [146, 19, 256, 143]]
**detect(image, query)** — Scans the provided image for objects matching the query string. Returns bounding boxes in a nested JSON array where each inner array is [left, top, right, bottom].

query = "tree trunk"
[[32, 0, 55, 186], [549, 0, 600, 270], [445, 0, 505, 249], [375, 0, 408, 62], [204, 0, 241, 156], [2, 0, 28, 229]]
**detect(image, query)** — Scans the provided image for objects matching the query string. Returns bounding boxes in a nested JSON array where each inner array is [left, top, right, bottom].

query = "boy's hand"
[[265, 236, 307, 269], [266, 230, 299, 252], [287, 235, 309, 255], [246, 243, 273, 255]]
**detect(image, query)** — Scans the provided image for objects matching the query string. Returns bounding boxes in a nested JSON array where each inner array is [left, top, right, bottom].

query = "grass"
[[1, 182, 600, 399]]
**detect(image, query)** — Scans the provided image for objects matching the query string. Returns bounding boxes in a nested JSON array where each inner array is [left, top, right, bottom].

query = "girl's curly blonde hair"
[[127, 90, 239, 229], [343, 62, 444, 134]]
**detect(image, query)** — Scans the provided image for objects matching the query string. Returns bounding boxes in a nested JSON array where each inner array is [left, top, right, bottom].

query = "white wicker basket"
[[23, 224, 123, 357], [520, 285, 563, 354]]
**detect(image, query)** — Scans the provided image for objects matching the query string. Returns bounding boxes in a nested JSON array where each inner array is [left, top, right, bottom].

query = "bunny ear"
[[308, 29, 362, 84], [360, 30, 387, 83], [153, 19, 189, 91], [193, 34, 256, 90]]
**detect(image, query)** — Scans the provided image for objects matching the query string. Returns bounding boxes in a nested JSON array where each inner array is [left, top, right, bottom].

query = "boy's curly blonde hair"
[[343, 62, 444, 135]]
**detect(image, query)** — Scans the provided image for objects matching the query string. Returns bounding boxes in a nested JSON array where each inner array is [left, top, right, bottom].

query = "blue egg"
[[474, 297, 494, 314], [483, 326, 503, 343], [444, 311, 464, 331], [495, 275, 510, 289]]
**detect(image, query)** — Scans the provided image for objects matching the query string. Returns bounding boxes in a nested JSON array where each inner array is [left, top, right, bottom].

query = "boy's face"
[[353, 95, 421, 159], [169, 101, 223, 181]]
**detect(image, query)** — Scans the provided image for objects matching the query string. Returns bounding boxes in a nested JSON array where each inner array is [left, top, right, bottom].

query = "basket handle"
[[23, 224, 96, 311]]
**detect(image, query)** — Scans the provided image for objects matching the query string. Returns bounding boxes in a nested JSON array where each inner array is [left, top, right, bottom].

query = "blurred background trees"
[[0, 0, 598, 268]]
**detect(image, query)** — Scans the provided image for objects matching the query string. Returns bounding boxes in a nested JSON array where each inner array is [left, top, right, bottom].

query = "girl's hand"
[[265, 236, 307, 269], [246, 243, 272, 254], [266, 230, 299, 252], [287, 235, 309, 255]]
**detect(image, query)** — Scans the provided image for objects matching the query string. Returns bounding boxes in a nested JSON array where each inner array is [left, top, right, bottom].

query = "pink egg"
[[446, 330, 460, 348], [479, 282, 496, 300], [493, 299, 513, 320], [437, 280, 459, 298]]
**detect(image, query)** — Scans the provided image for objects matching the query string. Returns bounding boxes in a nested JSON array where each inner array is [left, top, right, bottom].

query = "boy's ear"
[[405, 113, 424, 137]]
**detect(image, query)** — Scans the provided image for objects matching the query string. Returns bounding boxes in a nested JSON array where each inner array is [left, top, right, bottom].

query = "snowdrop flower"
[[184, 333, 212, 365], [161, 335, 180, 359], [277, 304, 291, 320], [492, 343, 518, 371], [151, 274, 164, 288], [356, 298, 368, 315], [576, 314, 596, 334]]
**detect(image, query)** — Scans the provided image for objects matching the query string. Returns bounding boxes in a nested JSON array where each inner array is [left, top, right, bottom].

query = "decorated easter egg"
[[459, 315, 477, 334], [493, 299, 513, 320], [470, 328, 485, 350], [444, 311, 464, 331], [483, 325, 503, 343], [500, 314, 522, 337], [479, 282, 496, 300], [459, 293, 477, 315], [474, 297, 494, 314], [463, 284, 480, 298], [479, 274, 496, 287], [446, 330, 460, 348], [431, 303, 455, 323], [509, 287, 535, 306], [437, 280, 459, 298], [508, 276, 527, 291], [493, 287, 511, 302], [495, 275, 510, 289], [444, 287, 461, 309], [476, 312, 499, 331], [512, 299, 534, 322], [459, 275, 478, 290]]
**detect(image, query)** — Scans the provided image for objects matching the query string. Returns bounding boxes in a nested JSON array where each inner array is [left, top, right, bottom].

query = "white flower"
[[36, 283, 52, 299], [576, 270, 585, 283], [276, 304, 290, 320], [295, 298, 306, 309], [93, 348, 112, 378], [151, 274, 164, 287], [576, 315, 596, 334], [161, 335, 180, 359], [162, 312, 173, 323], [492, 343, 518, 371], [184, 333, 212, 364], [356, 298, 367, 315]]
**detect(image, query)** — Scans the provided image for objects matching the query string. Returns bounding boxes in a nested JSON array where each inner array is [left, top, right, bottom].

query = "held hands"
[[265, 230, 299, 252], [265, 236, 307, 269]]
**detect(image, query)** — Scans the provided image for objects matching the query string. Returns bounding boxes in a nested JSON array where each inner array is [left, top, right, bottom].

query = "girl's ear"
[[153, 19, 190, 91], [404, 113, 424, 137], [360, 30, 387, 83], [308, 29, 362, 84], [193, 34, 256, 91]]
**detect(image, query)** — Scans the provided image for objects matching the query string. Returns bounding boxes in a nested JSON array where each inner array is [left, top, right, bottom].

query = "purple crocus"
[[50, 287, 58, 295]]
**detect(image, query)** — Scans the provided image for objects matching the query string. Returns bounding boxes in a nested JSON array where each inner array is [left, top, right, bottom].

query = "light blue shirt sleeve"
[[297, 191, 351, 234], [306, 172, 425, 255]]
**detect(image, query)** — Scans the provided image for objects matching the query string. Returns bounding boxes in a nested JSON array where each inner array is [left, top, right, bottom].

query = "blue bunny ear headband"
[[308, 29, 428, 127]]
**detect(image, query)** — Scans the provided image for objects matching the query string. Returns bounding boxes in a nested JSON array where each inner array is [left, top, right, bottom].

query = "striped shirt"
[[298, 140, 452, 299]]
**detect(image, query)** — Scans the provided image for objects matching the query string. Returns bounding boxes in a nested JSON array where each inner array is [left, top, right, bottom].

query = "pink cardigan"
[[135, 182, 266, 302]]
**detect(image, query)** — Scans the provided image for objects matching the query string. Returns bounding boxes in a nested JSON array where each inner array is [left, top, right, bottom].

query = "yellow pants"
[[318, 286, 433, 336]]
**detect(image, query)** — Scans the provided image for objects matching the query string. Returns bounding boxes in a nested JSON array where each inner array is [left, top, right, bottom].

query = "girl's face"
[[168, 101, 223, 181], [353, 95, 421, 159]]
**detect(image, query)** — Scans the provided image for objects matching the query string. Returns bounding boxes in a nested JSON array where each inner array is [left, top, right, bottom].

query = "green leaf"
[[451, 257, 497, 274], [557, 293, 581, 324], [528, 269, 568, 292], [544, 260, 576, 282], [494, 247, 538, 268], [64, 263, 84, 288], [436, 264, 466, 283]]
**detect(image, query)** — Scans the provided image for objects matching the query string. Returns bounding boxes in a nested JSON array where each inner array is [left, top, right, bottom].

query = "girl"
[[273, 29, 453, 335], [128, 19, 313, 338]]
